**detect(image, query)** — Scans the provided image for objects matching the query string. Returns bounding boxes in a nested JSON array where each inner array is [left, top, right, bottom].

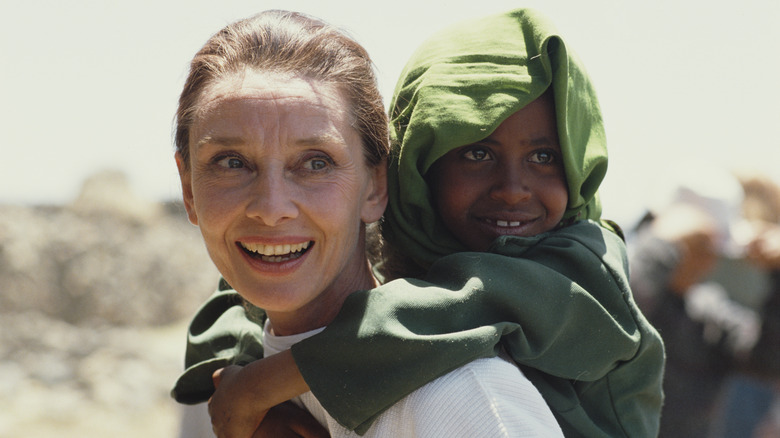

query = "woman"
[[174, 9, 562, 437]]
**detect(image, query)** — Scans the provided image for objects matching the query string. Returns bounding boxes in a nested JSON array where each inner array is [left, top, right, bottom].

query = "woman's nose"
[[489, 164, 532, 205], [245, 168, 299, 226]]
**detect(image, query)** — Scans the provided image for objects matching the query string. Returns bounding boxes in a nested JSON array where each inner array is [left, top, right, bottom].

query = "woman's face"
[[428, 93, 568, 252], [178, 71, 387, 335]]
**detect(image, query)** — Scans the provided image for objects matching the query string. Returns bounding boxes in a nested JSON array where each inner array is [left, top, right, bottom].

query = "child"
[[173, 8, 664, 437]]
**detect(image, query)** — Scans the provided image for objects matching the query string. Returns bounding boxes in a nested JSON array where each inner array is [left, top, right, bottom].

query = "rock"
[[0, 312, 189, 437], [0, 176, 218, 326], [69, 170, 163, 224], [0, 170, 221, 437]]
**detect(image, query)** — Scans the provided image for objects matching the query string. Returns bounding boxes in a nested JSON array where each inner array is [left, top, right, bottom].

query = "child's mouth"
[[487, 218, 534, 229], [239, 241, 312, 262], [481, 217, 540, 237]]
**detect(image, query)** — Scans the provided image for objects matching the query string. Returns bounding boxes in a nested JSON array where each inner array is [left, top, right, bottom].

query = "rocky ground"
[[0, 171, 219, 437]]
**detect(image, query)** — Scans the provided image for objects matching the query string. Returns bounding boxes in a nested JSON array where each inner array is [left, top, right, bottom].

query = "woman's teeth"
[[496, 220, 522, 227], [240, 241, 311, 262]]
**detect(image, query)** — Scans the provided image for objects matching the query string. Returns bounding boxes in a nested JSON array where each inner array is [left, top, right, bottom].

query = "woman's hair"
[[175, 10, 389, 168]]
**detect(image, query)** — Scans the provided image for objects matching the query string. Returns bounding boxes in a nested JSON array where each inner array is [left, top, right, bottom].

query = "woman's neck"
[[266, 258, 379, 336]]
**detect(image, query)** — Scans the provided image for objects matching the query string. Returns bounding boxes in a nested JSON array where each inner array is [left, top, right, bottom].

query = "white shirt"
[[264, 322, 563, 438]]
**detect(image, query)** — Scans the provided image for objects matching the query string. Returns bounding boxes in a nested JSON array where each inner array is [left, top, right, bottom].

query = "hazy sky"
[[2, 0, 779, 224]]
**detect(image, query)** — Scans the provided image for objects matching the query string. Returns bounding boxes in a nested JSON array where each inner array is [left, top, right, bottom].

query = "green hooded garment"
[[382, 8, 607, 269], [171, 8, 664, 437]]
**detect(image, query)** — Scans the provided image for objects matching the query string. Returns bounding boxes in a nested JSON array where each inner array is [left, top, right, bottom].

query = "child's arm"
[[290, 221, 663, 436], [171, 280, 266, 404], [171, 285, 326, 437], [208, 350, 310, 438], [173, 222, 662, 436]]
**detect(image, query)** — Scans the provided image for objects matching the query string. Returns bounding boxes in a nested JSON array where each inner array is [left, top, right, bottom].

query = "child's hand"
[[252, 402, 329, 438], [207, 351, 312, 438], [209, 365, 266, 438]]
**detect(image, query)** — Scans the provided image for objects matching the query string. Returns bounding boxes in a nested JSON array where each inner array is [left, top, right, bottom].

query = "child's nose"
[[489, 164, 532, 205]]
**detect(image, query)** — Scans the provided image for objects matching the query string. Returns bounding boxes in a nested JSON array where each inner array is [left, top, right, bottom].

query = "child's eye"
[[215, 155, 246, 169], [528, 150, 557, 165], [462, 147, 492, 161]]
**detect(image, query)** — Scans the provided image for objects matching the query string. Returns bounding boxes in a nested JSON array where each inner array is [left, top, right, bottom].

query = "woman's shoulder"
[[366, 356, 563, 437]]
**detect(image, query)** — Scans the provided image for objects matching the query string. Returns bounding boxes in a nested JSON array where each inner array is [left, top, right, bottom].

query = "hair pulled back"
[[175, 10, 388, 168]]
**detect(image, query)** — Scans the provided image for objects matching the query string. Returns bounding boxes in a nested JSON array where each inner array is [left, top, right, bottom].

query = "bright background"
[[2, 0, 779, 225]]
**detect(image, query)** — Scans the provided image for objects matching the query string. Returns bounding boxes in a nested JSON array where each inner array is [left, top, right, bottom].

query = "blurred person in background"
[[707, 170, 780, 438], [628, 166, 780, 437]]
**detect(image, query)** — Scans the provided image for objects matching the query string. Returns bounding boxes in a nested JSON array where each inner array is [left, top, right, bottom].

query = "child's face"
[[428, 93, 568, 251]]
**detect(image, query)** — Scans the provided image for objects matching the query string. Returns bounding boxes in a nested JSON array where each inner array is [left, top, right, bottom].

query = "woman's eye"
[[215, 156, 245, 169], [529, 150, 556, 164], [462, 147, 492, 161], [303, 155, 333, 171]]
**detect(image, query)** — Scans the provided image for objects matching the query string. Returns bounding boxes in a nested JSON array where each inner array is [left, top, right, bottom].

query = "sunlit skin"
[[176, 70, 387, 336], [428, 92, 568, 252]]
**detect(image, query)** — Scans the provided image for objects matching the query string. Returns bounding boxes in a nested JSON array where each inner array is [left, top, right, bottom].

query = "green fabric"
[[171, 279, 266, 404], [293, 221, 664, 436], [383, 8, 607, 269]]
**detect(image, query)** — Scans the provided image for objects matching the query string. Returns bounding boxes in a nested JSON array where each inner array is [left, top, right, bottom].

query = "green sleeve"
[[291, 221, 663, 435], [170, 278, 266, 404]]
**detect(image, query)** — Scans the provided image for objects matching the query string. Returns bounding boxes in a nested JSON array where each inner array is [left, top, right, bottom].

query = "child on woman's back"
[[174, 8, 665, 437]]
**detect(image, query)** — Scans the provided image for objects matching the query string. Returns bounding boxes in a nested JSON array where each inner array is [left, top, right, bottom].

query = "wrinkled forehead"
[[196, 70, 351, 119], [187, 71, 361, 155]]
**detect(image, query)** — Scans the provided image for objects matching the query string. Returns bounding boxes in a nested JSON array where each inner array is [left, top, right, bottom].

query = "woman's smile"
[[238, 240, 312, 263], [236, 240, 313, 272]]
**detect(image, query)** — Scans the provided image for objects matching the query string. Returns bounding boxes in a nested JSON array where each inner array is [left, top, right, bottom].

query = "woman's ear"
[[361, 159, 388, 224], [175, 152, 198, 226]]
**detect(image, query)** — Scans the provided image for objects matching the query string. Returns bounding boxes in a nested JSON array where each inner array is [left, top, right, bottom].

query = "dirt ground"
[[0, 317, 190, 438], [0, 175, 220, 438]]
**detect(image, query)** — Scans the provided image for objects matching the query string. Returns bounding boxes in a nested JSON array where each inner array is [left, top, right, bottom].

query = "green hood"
[[384, 8, 608, 268]]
